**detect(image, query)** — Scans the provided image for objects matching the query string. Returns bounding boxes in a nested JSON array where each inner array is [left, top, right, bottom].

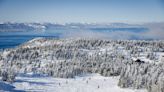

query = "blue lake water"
[[0, 30, 61, 49], [0, 28, 148, 49]]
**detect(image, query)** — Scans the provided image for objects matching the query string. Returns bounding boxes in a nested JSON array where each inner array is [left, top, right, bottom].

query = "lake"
[[0, 28, 148, 49], [0, 30, 61, 49]]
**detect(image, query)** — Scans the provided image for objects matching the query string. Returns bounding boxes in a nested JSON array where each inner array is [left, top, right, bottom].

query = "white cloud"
[[143, 22, 164, 39], [60, 22, 164, 40]]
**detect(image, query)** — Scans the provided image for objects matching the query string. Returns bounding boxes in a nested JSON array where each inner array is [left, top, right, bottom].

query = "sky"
[[0, 0, 164, 23]]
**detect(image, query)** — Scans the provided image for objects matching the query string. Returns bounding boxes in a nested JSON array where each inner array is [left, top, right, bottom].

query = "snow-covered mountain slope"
[[0, 38, 164, 92], [9, 74, 146, 92]]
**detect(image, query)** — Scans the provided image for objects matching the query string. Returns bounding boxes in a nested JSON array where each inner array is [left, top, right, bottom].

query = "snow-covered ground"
[[0, 74, 147, 92], [1, 38, 164, 92]]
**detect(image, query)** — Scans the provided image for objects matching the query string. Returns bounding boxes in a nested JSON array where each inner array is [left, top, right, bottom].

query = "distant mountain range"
[[0, 22, 146, 32], [0, 23, 46, 32]]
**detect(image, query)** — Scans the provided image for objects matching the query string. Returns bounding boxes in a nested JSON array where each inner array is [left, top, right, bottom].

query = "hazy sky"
[[0, 0, 164, 23]]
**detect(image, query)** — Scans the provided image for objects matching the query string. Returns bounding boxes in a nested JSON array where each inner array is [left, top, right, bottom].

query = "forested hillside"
[[0, 38, 164, 92]]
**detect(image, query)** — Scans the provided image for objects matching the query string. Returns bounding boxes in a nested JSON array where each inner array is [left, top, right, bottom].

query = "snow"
[[1, 38, 163, 92], [132, 57, 154, 63], [157, 52, 164, 62], [2, 50, 10, 58], [0, 74, 146, 92]]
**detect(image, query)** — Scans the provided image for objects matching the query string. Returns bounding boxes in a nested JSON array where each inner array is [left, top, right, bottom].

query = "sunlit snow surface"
[[5, 74, 147, 92]]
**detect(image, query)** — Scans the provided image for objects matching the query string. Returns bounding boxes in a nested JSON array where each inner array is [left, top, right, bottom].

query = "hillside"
[[0, 38, 164, 92]]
